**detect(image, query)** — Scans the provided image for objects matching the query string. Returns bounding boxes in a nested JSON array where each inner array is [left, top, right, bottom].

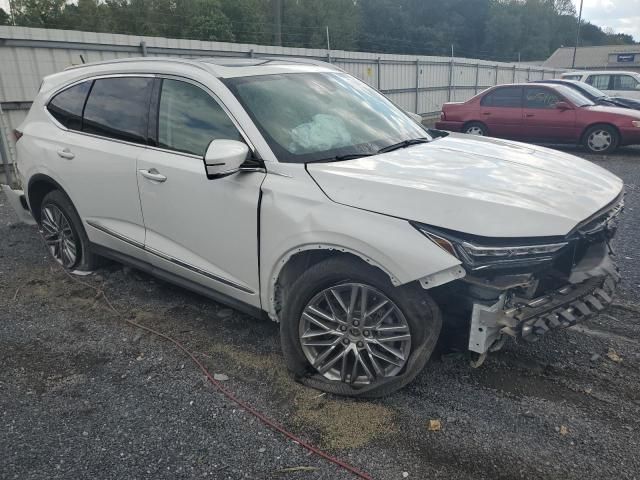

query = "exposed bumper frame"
[[469, 252, 619, 354]]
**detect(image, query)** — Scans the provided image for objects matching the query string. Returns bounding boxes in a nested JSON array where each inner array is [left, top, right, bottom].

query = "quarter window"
[[612, 74, 639, 91], [47, 81, 92, 130], [480, 87, 522, 107], [82, 77, 153, 143], [524, 87, 562, 109], [157, 79, 242, 156], [586, 74, 611, 90]]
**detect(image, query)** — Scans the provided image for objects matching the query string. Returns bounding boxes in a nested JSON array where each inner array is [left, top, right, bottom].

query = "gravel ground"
[[1, 146, 639, 480]]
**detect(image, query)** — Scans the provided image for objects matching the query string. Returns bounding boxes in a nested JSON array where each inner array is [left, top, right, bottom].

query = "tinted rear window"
[[481, 87, 522, 107], [47, 81, 92, 130], [83, 77, 153, 143]]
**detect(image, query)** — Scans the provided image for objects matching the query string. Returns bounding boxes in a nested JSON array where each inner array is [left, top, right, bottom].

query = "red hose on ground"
[[43, 248, 373, 480]]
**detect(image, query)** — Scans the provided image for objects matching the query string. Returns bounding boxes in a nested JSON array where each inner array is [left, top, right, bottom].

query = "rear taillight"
[[13, 129, 23, 141], [440, 111, 446, 120]]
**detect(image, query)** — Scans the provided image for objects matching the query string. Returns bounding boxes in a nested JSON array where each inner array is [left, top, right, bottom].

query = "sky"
[[572, 0, 640, 41], [0, 0, 638, 42]]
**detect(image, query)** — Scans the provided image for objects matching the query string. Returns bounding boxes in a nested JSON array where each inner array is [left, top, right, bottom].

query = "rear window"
[[481, 87, 522, 107], [82, 77, 153, 144], [47, 81, 92, 130]]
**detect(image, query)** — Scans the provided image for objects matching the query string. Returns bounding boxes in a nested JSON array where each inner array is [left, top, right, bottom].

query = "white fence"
[[0, 26, 563, 176]]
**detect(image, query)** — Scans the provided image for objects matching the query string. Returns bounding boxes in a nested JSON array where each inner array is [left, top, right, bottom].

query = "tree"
[[0, 8, 10, 25], [5, 0, 636, 59], [11, 0, 66, 27]]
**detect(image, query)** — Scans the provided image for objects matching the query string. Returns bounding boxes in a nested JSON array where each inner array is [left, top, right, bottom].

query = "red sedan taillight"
[[440, 111, 446, 120]]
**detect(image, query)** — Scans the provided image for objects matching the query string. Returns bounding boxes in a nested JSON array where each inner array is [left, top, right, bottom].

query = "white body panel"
[[258, 163, 463, 319], [561, 71, 640, 100], [137, 148, 265, 306], [18, 103, 146, 258], [307, 134, 623, 238]]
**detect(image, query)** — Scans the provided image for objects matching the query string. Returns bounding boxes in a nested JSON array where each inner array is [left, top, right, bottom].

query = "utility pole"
[[272, 0, 282, 46], [572, 0, 584, 69], [325, 26, 331, 63]]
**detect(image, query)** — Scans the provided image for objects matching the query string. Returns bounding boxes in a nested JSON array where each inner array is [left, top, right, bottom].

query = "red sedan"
[[435, 83, 640, 153]]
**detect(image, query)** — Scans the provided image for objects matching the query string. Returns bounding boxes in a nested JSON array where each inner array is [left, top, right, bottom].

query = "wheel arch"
[[26, 174, 70, 222], [268, 245, 400, 322], [580, 122, 621, 143]]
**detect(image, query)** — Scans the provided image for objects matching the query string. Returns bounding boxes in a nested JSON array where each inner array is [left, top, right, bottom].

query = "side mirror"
[[204, 139, 249, 179], [406, 111, 423, 124], [555, 101, 573, 110]]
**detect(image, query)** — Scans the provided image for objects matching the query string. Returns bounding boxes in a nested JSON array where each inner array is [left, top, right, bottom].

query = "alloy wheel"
[[587, 129, 612, 152], [41, 204, 78, 268], [299, 283, 411, 385], [466, 126, 485, 135]]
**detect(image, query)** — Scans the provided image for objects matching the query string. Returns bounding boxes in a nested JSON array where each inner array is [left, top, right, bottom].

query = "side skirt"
[[90, 243, 268, 320]]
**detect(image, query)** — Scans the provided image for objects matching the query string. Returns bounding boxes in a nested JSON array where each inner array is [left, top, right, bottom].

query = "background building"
[[544, 45, 640, 73]]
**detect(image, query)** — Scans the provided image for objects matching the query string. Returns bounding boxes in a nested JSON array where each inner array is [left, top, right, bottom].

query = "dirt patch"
[[204, 341, 398, 450]]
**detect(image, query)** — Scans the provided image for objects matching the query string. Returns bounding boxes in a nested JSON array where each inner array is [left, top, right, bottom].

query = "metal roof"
[[544, 45, 640, 70]]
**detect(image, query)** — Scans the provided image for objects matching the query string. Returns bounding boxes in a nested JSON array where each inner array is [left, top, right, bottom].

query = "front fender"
[[259, 164, 463, 320]]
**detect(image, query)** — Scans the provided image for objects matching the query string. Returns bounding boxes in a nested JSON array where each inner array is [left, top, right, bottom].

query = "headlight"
[[412, 223, 568, 271], [632, 120, 640, 128]]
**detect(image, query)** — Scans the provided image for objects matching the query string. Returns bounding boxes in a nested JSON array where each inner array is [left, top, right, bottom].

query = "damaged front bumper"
[[468, 248, 619, 354]]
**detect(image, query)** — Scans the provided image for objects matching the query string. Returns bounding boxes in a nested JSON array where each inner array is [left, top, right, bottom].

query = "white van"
[[561, 70, 640, 99]]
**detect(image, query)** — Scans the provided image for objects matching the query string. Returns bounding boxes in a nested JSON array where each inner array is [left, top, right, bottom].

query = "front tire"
[[583, 124, 619, 154], [39, 190, 101, 272], [280, 257, 442, 398]]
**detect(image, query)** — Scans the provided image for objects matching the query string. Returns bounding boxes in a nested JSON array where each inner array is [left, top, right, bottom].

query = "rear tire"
[[582, 124, 619, 154], [280, 256, 442, 398], [39, 190, 101, 272], [463, 121, 488, 136]]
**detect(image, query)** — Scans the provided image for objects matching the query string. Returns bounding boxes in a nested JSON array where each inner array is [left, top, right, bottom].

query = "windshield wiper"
[[305, 153, 375, 164], [377, 137, 430, 154]]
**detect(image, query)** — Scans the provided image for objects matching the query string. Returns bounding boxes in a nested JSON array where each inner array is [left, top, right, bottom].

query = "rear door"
[[478, 86, 523, 137], [522, 86, 577, 141], [136, 77, 265, 308], [45, 76, 153, 258]]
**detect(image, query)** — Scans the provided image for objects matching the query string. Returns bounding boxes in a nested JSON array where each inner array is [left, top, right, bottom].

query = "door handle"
[[139, 168, 167, 183], [482, 112, 491, 116], [525, 114, 535, 118], [57, 148, 75, 160]]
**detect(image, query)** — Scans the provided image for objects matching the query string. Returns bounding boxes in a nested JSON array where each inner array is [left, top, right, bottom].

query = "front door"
[[522, 86, 577, 142], [136, 78, 266, 308]]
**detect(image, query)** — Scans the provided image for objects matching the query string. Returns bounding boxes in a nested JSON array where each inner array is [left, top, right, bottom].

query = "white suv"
[[5, 57, 624, 397], [561, 70, 640, 99]]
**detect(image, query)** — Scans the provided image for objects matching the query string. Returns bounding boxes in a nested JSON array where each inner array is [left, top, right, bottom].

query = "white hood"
[[307, 134, 623, 238]]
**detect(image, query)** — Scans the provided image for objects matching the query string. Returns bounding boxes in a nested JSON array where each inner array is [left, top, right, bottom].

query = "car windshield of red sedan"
[[224, 72, 429, 163], [554, 85, 595, 107]]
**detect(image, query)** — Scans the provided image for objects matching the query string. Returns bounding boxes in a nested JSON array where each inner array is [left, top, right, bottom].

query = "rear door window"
[[612, 74, 639, 91], [480, 87, 523, 107], [156, 79, 242, 156], [586, 74, 611, 90], [47, 81, 92, 130], [82, 77, 153, 144]]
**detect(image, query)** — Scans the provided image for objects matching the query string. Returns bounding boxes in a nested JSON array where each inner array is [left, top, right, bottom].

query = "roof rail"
[[63, 56, 210, 73]]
